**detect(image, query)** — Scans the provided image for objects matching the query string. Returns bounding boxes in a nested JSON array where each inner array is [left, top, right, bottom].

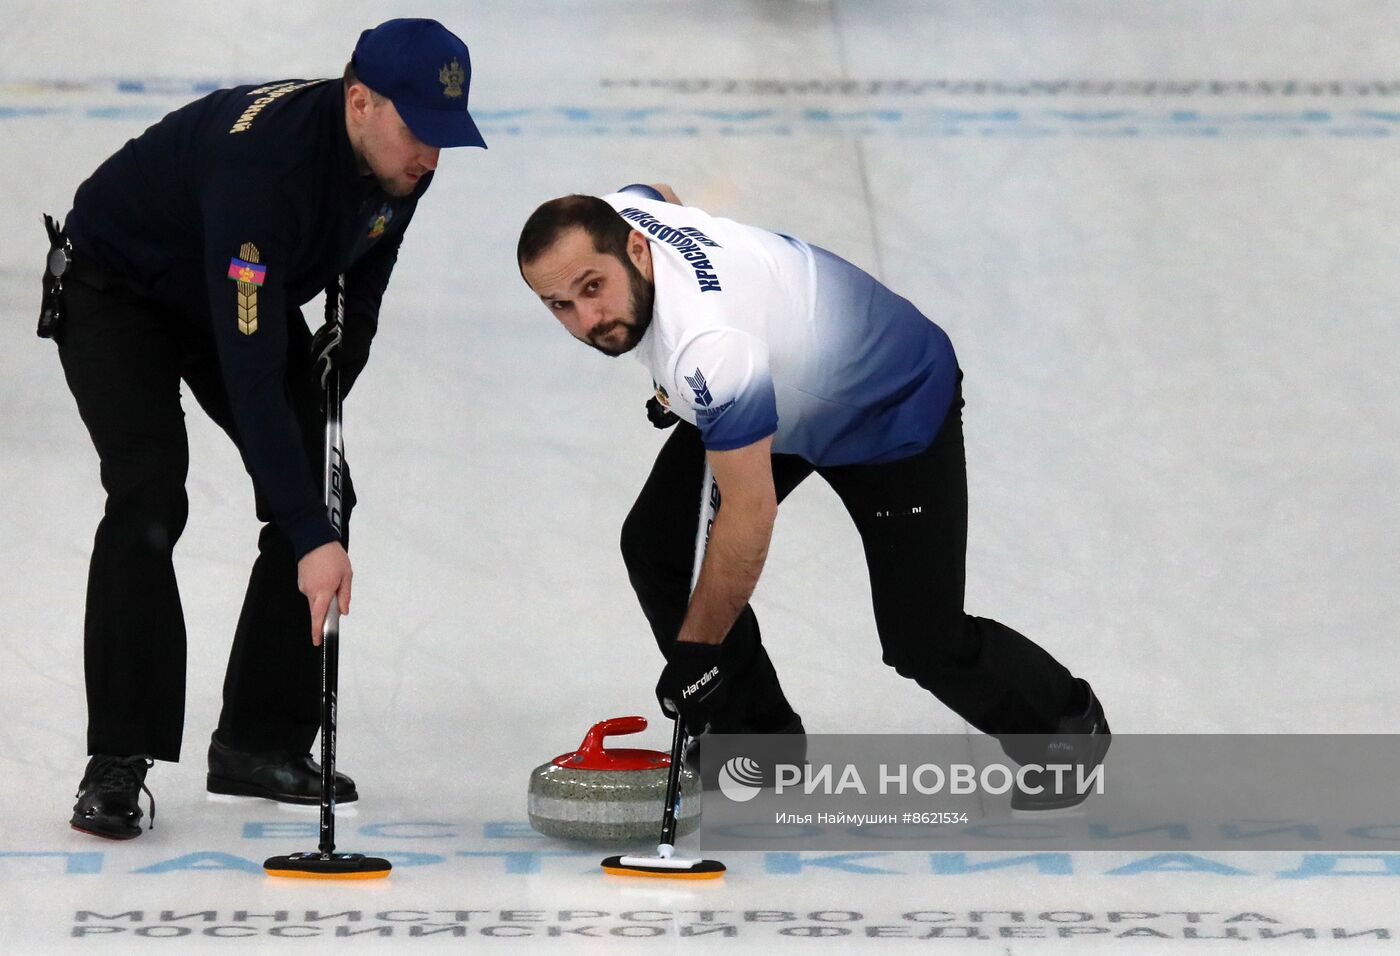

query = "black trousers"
[[56, 274, 351, 762], [620, 387, 1080, 747]]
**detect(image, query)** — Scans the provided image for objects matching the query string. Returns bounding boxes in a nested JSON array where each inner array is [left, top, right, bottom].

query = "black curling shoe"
[[686, 712, 808, 791], [71, 754, 155, 839], [1011, 679, 1112, 812], [206, 732, 357, 804]]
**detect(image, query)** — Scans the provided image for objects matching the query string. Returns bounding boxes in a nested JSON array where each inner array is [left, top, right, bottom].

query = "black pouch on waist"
[[38, 214, 71, 340]]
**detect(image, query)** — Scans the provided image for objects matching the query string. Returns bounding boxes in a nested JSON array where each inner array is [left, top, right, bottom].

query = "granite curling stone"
[[527, 716, 701, 842]]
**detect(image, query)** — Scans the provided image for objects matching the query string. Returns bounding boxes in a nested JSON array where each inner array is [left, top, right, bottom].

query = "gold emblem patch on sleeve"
[[235, 242, 260, 335]]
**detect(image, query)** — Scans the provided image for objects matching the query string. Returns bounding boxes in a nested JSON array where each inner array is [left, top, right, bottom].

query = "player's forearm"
[[676, 500, 776, 645]]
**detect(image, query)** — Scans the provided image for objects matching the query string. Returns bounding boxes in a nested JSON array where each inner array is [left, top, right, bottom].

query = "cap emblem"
[[439, 59, 465, 98]]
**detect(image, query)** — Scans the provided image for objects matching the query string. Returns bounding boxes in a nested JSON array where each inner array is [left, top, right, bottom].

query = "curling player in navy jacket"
[[47, 19, 486, 839]]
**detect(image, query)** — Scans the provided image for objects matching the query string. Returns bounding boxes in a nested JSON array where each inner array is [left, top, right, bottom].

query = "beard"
[[353, 144, 422, 198], [369, 162, 422, 198], [378, 175, 417, 198], [586, 255, 656, 357]]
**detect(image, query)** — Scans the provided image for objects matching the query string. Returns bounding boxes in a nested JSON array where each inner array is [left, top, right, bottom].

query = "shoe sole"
[[206, 774, 358, 805], [1009, 732, 1112, 813], [70, 820, 140, 840], [206, 794, 360, 817]]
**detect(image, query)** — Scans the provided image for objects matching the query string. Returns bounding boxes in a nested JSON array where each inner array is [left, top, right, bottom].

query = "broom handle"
[[318, 276, 346, 856], [657, 461, 717, 857], [318, 592, 340, 855], [657, 718, 686, 856]]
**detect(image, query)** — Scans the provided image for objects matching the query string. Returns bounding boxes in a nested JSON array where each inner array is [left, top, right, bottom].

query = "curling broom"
[[264, 276, 390, 880], [601, 462, 726, 879]]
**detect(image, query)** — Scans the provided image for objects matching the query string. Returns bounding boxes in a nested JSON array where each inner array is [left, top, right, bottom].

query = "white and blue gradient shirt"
[[604, 187, 958, 466]]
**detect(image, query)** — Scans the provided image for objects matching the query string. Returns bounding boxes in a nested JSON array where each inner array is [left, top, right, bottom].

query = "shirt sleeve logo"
[[228, 243, 263, 335], [684, 368, 714, 407]]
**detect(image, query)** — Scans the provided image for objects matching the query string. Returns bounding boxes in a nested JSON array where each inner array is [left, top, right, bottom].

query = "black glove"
[[646, 395, 679, 429], [656, 641, 730, 735], [311, 321, 368, 396]]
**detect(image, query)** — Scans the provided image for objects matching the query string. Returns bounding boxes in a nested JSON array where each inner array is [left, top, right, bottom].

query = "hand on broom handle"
[[300, 543, 351, 646]]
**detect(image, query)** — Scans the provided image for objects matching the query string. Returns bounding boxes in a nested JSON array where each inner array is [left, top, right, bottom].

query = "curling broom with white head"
[[601, 461, 726, 879]]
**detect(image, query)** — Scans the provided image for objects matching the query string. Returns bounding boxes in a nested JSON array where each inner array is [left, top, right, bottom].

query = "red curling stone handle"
[[551, 716, 668, 771], [578, 716, 649, 756]]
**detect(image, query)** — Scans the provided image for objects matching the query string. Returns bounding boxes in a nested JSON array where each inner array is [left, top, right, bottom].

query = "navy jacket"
[[65, 78, 428, 558]]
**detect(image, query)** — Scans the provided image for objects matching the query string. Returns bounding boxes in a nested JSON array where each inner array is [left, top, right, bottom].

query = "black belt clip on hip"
[[39, 213, 72, 340]]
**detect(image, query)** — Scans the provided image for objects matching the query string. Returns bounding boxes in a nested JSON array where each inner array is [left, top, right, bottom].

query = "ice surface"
[[3, 1, 1399, 952]]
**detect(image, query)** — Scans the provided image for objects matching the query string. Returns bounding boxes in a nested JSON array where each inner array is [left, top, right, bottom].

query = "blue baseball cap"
[[351, 18, 486, 149]]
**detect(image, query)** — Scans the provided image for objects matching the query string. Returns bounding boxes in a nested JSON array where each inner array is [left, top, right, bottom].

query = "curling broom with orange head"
[[264, 276, 390, 880], [601, 717, 724, 879], [602, 462, 726, 880]]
